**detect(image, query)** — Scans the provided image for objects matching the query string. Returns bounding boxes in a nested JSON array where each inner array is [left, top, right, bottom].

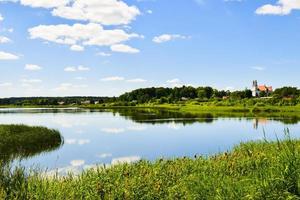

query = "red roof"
[[258, 85, 273, 92]]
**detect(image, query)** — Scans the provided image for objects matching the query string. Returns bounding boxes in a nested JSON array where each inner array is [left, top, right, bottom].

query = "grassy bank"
[[82, 103, 300, 116], [0, 125, 63, 163], [2, 131, 300, 199], [2, 101, 300, 115]]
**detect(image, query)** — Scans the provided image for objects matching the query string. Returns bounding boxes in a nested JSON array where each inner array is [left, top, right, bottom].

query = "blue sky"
[[0, 0, 300, 97]]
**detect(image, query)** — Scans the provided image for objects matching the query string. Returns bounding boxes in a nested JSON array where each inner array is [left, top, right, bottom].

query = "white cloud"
[[166, 78, 181, 84], [64, 67, 76, 72], [126, 78, 147, 83], [110, 44, 140, 53], [77, 66, 90, 71], [111, 156, 141, 165], [146, 10, 153, 14], [28, 23, 141, 53], [21, 79, 42, 83], [101, 76, 125, 81], [251, 66, 265, 71], [0, 36, 11, 43], [70, 44, 84, 51], [0, 13, 3, 21], [52, 0, 140, 25], [101, 128, 125, 134], [0, 51, 19, 60], [153, 34, 189, 43], [20, 0, 70, 8], [64, 65, 90, 72], [96, 52, 111, 57], [256, 0, 300, 15], [25, 64, 42, 71]]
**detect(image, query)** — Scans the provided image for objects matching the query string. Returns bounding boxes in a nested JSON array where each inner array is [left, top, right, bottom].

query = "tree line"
[[119, 86, 300, 103], [0, 86, 299, 106]]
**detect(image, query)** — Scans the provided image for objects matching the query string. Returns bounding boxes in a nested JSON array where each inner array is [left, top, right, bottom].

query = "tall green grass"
[[1, 130, 300, 199], [0, 124, 63, 199], [0, 125, 63, 163]]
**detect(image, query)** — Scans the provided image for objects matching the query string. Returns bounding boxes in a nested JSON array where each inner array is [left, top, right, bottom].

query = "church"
[[252, 80, 273, 97]]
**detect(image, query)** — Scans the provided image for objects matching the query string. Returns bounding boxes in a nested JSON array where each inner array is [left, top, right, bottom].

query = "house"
[[81, 100, 91, 105], [252, 80, 273, 97], [58, 101, 65, 105]]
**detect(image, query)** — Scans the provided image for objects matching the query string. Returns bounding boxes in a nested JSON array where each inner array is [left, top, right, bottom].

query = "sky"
[[0, 0, 300, 97]]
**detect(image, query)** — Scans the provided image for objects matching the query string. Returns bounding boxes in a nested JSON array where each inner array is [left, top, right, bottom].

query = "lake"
[[1, 108, 300, 174]]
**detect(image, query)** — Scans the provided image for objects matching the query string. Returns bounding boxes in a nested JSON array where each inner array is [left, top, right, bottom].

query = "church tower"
[[252, 80, 258, 97]]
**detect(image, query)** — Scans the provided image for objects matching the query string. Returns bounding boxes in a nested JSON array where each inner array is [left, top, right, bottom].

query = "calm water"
[[1, 108, 300, 174]]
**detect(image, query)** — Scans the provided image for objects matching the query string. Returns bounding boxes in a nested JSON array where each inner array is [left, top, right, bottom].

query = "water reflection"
[[0, 126, 63, 164], [0, 108, 300, 174]]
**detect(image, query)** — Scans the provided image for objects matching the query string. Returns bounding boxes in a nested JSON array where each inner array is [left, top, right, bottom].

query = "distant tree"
[[244, 89, 253, 98], [273, 87, 299, 98]]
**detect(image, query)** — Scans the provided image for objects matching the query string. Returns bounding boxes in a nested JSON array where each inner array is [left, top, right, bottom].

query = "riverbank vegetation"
[[1, 130, 300, 199], [0, 125, 63, 163]]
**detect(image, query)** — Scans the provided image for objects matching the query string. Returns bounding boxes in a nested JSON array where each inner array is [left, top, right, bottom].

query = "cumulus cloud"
[[110, 44, 140, 53], [28, 23, 141, 53], [0, 36, 11, 43], [101, 76, 125, 81], [153, 34, 189, 43], [0, 51, 19, 60], [64, 65, 90, 72], [20, 0, 70, 8], [70, 44, 84, 51], [256, 0, 300, 15], [51, 0, 140, 25], [0, 14, 3, 21], [25, 64, 42, 71]]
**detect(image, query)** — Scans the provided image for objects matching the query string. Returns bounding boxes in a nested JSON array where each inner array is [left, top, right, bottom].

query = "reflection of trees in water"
[[107, 108, 215, 125], [101, 108, 300, 126], [0, 125, 63, 165]]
